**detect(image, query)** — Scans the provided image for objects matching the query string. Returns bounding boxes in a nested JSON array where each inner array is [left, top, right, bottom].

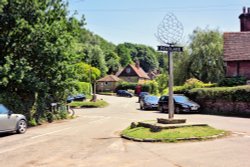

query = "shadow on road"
[[0, 132, 15, 138]]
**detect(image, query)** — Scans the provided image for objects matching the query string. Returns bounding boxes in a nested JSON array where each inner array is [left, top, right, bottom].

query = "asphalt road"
[[0, 95, 250, 167]]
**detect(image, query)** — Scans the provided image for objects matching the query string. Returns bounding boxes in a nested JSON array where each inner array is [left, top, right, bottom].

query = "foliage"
[[69, 100, 109, 108], [116, 82, 137, 91], [122, 125, 225, 142], [218, 76, 247, 87], [105, 51, 120, 74], [173, 50, 191, 85], [116, 44, 132, 67], [155, 74, 168, 93], [117, 43, 159, 72], [187, 28, 225, 83], [162, 78, 216, 95], [141, 81, 159, 95], [73, 62, 101, 83], [70, 81, 92, 95], [0, 0, 84, 123], [188, 85, 250, 102]]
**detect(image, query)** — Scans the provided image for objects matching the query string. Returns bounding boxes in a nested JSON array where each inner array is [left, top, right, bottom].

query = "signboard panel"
[[157, 45, 183, 52]]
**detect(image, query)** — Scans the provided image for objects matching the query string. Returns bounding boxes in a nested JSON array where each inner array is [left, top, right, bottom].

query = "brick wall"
[[226, 61, 250, 79]]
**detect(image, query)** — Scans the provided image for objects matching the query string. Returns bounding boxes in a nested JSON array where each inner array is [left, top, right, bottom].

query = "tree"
[[117, 43, 159, 72], [89, 46, 107, 76], [173, 50, 190, 85], [187, 28, 225, 83], [0, 0, 82, 122], [105, 51, 120, 74], [116, 44, 131, 67]]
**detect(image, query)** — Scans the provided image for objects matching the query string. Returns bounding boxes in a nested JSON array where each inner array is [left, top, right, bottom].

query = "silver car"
[[0, 104, 27, 134]]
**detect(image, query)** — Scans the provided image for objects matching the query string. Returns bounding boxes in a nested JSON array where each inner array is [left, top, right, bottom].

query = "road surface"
[[0, 95, 250, 167]]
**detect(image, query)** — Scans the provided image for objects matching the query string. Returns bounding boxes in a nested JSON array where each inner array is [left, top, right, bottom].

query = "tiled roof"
[[97, 75, 122, 82], [129, 64, 150, 79], [224, 32, 250, 61]]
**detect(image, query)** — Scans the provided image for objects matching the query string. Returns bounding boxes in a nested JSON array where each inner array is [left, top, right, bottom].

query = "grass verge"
[[69, 100, 109, 108], [121, 125, 227, 142]]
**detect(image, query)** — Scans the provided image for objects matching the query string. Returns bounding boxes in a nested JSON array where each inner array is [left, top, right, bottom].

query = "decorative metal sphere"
[[156, 13, 184, 45]]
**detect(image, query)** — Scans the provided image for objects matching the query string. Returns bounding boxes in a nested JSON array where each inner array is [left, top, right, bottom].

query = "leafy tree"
[[105, 51, 120, 74], [117, 43, 159, 72], [88, 46, 107, 76], [187, 28, 224, 83], [116, 44, 131, 67], [173, 50, 190, 85], [73, 62, 101, 82], [0, 0, 81, 122]]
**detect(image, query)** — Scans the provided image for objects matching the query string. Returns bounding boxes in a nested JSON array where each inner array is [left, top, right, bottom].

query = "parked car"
[[158, 95, 200, 113], [116, 90, 133, 97], [140, 95, 159, 110], [0, 104, 27, 134], [67, 94, 86, 103], [138, 92, 150, 102]]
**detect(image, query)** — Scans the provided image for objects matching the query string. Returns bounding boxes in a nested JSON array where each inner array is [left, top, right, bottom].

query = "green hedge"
[[188, 85, 250, 102], [115, 82, 137, 91], [218, 76, 247, 87], [162, 78, 216, 95]]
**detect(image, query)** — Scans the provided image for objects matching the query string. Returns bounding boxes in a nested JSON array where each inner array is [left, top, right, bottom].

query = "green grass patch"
[[69, 100, 109, 108], [122, 125, 226, 142]]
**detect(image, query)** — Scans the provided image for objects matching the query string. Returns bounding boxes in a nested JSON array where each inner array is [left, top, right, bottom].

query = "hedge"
[[188, 85, 250, 102]]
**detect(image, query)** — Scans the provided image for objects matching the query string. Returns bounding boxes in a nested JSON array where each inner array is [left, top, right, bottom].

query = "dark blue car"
[[116, 90, 133, 98], [67, 94, 86, 103]]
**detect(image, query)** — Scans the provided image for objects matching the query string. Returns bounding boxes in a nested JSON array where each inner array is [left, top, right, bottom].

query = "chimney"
[[135, 60, 140, 68], [239, 6, 250, 31]]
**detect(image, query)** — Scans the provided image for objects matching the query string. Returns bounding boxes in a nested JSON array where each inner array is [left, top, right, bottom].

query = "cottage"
[[117, 61, 150, 84], [224, 7, 250, 80], [96, 75, 122, 92]]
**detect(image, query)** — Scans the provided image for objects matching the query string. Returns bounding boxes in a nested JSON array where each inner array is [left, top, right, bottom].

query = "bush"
[[188, 85, 250, 102], [141, 81, 159, 95], [71, 81, 92, 95], [218, 76, 247, 87], [162, 78, 216, 95], [116, 82, 137, 91]]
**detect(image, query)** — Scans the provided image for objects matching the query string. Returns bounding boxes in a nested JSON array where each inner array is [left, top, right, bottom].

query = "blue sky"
[[68, 0, 250, 48]]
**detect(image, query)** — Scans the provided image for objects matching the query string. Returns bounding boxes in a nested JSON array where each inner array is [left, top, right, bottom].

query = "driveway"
[[0, 95, 250, 167]]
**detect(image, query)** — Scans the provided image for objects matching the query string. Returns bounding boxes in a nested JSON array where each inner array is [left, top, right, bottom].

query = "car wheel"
[[175, 106, 180, 114], [16, 120, 27, 134]]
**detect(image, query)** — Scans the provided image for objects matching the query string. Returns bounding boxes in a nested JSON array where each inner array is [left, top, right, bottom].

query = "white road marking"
[[232, 132, 246, 135], [30, 127, 72, 139]]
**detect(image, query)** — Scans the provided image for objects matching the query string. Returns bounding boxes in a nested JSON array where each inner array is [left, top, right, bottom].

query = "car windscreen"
[[0, 104, 9, 114], [145, 96, 159, 102], [174, 96, 189, 103]]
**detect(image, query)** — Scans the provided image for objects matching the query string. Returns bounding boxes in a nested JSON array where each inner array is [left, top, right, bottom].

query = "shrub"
[[71, 81, 92, 95], [218, 76, 247, 87], [161, 78, 216, 95], [116, 82, 137, 91], [188, 85, 250, 102], [141, 81, 159, 95]]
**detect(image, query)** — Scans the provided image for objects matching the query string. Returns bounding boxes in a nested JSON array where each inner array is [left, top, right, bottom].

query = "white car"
[[0, 104, 27, 134]]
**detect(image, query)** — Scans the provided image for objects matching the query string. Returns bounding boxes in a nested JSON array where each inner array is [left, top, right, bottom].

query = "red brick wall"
[[239, 61, 250, 79], [226, 61, 238, 77], [226, 61, 250, 79]]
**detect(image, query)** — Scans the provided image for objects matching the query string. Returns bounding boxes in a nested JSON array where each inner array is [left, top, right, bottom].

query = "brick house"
[[117, 61, 150, 84], [224, 7, 250, 80], [96, 75, 122, 92]]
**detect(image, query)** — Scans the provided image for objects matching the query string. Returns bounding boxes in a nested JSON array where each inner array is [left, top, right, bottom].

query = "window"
[[0, 104, 9, 114]]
